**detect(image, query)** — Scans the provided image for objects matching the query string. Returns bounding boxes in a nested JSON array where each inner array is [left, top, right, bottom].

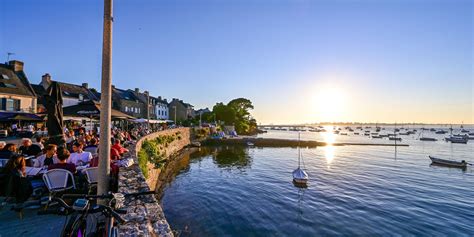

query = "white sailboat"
[[293, 133, 308, 184]]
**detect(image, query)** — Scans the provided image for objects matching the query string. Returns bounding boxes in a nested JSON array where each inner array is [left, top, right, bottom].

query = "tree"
[[211, 98, 257, 135]]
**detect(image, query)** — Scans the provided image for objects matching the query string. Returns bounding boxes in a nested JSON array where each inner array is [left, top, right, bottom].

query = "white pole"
[[98, 0, 113, 198]]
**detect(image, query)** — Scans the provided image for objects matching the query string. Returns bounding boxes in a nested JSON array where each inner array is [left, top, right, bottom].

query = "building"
[[33, 73, 100, 112], [0, 61, 37, 113], [130, 88, 169, 121], [168, 98, 194, 122], [153, 96, 169, 120], [111, 86, 145, 118]]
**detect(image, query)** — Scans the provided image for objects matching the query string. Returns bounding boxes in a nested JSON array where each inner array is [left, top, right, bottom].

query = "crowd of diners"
[[0, 124, 154, 204]]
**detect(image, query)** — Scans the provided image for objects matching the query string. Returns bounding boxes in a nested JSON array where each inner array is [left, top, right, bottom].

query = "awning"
[[131, 119, 172, 124], [0, 112, 43, 122], [63, 101, 135, 120]]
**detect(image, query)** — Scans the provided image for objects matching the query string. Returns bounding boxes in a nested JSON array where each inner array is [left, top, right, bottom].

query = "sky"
[[0, 0, 472, 124]]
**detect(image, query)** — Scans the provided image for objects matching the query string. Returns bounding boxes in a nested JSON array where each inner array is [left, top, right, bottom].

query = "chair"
[[83, 167, 98, 194], [42, 169, 76, 199]]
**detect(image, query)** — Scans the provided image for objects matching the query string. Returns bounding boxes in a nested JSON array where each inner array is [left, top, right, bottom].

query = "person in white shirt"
[[67, 142, 92, 166], [35, 144, 59, 167]]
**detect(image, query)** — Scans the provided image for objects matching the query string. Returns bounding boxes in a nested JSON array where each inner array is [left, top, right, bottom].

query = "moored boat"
[[389, 137, 402, 141], [420, 137, 437, 141], [429, 156, 469, 168], [445, 136, 468, 144]]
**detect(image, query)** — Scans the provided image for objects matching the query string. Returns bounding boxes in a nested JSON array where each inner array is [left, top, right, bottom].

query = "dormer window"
[[79, 94, 84, 101], [1, 74, 10, 80]]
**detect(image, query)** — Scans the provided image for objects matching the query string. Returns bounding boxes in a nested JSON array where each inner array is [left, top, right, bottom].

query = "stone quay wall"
[[118, 128, 191, 237]]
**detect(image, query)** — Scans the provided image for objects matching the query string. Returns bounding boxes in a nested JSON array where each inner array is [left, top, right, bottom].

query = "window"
[[125, 106, 128, 112], [6, 99, 15, 111], [79, 94, 84, 101], [138, 108, 141, 113], [1, 74, 9, 80], [0, 82, 16, 88]]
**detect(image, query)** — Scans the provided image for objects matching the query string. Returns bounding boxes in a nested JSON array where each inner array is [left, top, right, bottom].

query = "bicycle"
[[38, 191, 155, 237]]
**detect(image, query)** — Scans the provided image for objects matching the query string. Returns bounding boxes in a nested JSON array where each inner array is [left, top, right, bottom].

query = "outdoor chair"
[[82, 167, 98, 194], [42, 169, 76, 200]]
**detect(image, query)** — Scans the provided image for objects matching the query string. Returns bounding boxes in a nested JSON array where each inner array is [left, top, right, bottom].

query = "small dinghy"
[[293, 133, 308, 184], [429, 156, 469, 168], [420, 137, 437, 141]]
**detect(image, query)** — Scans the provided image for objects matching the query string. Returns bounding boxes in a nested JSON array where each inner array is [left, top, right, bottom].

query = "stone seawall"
[[136, 128, 191, 189], [118, 128, 191, 237]]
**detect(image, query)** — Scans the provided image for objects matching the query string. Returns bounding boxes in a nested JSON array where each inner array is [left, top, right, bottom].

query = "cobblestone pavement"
[[0, 205, 65, 237]]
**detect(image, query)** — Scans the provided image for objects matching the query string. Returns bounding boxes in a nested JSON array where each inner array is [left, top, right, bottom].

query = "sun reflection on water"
[[321, 126, 336, 166]]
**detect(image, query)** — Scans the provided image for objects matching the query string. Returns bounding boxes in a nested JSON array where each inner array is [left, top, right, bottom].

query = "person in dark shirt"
[[48, 147, 76, 174], [0, 143, 18, 159], [4, 155, 33, 203], [18, 138, 42, 157]]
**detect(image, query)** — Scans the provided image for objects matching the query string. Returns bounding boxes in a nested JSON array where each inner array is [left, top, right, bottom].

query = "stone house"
[[112, 86, 145, 118], [0, 61, 37, 113], [168, 98, 194, 122], [33, 73, 100, 112]]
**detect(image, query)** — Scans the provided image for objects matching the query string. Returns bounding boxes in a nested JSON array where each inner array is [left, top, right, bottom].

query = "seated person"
[[33, 136, 44, 150], [84, 138, 99, 155], [4, 155, 33, 203], [34, 144, 58, 167], [18, 138, 42, 157], [67, 142, 92, 166], [48, 148, 76, 174], [0, 143, 18, 159], [112, 139, 129, 155]]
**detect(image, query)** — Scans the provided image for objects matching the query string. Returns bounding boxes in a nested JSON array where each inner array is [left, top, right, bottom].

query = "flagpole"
[[98, 0, 113, 199]]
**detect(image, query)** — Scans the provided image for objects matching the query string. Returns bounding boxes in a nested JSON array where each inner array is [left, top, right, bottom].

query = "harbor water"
[[162, 127, 474, 236]]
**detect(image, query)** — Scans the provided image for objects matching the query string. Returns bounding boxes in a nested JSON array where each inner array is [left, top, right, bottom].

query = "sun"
[[311, 86, 346, 122]]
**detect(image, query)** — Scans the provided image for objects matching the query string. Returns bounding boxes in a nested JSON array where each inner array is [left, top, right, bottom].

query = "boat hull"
[[429, 156, 467, 168]]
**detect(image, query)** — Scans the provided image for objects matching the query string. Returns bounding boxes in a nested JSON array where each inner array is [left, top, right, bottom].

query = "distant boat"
[[246, 142, 255, 146], [372, 135, 383, 139], [435, 130, 447, 134], [461, 129, 469, 133], [340, 132, 348, 135], [389, 137, 402, 141], [419, 129, 437, 141], [293, 134, 308, 185], [445, 136, 468, 144], [429, 156, 469, 168]]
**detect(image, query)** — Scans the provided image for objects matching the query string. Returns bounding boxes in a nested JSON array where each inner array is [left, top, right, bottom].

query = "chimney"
[[158, 96, 162, 100], [135, 88, 139, 93], [112, 85, 115, 89], [41, 73, 52, 89], [8, 60, 24, 72], [82, 83, 88, 89]]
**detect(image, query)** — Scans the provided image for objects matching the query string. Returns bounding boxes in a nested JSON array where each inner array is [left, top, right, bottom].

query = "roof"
[[57, 82, 99, 100], [170, 99, 193, 108], [0, 63, 36, 97], [112, 87, 140, 102], [150, 95, 168, 105]]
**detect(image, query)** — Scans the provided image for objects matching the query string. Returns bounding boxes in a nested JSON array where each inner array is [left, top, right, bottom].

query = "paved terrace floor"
[[0, 206, 65, 237]]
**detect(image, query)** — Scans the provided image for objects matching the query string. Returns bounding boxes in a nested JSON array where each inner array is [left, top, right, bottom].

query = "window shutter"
[[0, 98, 6, 110], [14, 99, 20, 111]]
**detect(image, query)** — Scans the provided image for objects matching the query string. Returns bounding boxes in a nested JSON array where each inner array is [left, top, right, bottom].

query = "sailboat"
[[293, 133, 308, 184], [419, 129, 437, 141]]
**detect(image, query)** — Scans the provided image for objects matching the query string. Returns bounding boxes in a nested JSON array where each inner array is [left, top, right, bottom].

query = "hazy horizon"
[[1, 0, 472, 124]]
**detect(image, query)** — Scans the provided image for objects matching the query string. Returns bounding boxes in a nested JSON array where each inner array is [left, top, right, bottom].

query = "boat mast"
[[298, 132, 301, 168]]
